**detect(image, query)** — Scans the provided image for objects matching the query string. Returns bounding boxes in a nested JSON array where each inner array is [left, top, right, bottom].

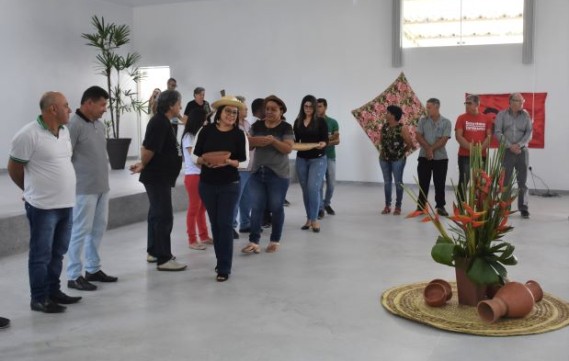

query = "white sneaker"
[[189, 242, 207, 250], [146, 254, 157, 263], [157, 260, 187, 272]]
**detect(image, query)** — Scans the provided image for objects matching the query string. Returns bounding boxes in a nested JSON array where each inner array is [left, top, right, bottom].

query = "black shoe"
[[436, 207, 449, 217], [324, 205, 335, 215], [318, 209, 325, 219], [85, 270, 118, 283], [520, 210, 530, 219], [0, 316, 10, 329], [284, 199, 291, 207], [68, 276, 97, 291], [50, 290, 82, 304], [233, 229, 239, 239], [30, 299, 66, 313], [238, 227, 251, 233]]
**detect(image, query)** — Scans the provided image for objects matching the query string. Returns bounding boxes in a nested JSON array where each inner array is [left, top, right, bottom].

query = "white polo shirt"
[[9, 116, 76, 209]]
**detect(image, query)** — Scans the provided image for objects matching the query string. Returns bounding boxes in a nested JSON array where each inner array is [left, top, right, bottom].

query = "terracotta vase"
[[454, 258, 487, 306], [477, 281, 538, 323], [525, 280, 543, 302], [429, 279, 452, 301], [423, 279, 453, 307]]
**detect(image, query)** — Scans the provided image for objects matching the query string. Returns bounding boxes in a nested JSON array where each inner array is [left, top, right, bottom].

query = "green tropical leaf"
[[431, 243, 455, 266], [467, 257, 500, 285]]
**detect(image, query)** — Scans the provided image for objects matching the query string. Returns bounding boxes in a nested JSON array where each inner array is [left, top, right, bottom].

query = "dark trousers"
[[199, 181, 240, 275], [417, 157, 448, 209], [25, 203, 72, 303], [144, 183, 174, 265]]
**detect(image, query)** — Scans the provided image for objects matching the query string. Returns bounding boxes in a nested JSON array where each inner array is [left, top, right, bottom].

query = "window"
[[402, 0, 524, 48]]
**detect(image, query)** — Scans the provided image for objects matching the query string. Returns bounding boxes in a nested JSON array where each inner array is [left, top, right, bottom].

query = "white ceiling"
[[102, 0, 206, 7]]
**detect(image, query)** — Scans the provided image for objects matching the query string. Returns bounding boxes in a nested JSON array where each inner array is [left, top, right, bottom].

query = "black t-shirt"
[[193, 124, 247, 185], [293, 117, 329, 158], [140, 113, 182, 186], [184, 100, 212, 123]]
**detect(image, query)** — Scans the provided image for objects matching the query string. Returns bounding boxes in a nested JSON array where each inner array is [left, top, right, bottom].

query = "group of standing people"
[[377, 93, 533, 218], [137, 86, 343, 283]]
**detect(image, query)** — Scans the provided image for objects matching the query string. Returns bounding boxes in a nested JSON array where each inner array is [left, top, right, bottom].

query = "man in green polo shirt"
[[317, 98, 340, 217]]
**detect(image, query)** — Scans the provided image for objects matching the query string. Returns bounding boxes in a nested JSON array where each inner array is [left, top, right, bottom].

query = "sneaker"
[[85, 270, 118, 283], [436, 207, 449, 217], [147, 254, 157, 263], [520, 210, 530, 219], [393, 207, 401, 216], [189, 242, 207, 250], [157, 259, 187, 272], [0, 316, 9, 329], [202, 238, 214, 245], [324, 205, 335, 215], [381, 206, 391, 215], [233, 229, 239, 239], [318, 209, 325, 219], [68, 276, 97, 291]]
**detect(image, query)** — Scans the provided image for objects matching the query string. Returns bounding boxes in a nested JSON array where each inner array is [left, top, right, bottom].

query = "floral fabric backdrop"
[[351, 72, 425, 156]]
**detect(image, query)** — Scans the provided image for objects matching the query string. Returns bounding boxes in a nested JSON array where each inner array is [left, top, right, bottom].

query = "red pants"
[[184, 175, 210, 244]]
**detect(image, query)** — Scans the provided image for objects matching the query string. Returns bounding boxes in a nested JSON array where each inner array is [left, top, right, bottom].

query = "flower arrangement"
[[406, 141, 518, 286]]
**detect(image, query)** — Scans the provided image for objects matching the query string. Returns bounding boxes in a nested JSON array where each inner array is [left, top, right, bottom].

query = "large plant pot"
[[454, 258, 487, 306], [106, 138, 131, 170]]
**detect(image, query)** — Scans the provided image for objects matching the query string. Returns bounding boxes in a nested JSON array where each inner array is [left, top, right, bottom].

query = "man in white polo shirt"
[[8, 91, 81, 313]]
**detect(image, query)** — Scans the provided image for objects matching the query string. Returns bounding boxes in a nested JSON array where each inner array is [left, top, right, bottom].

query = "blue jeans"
[[67, 192, 109, 280], [296, 156, 327, 221], [199, 181, 240, 275], [248, 166, 290, 244], [25, 202, 73, 303], [233, 171, 251, 229], [320, 158, 336, 210], [144, 183, 174, 265], [380, 158, 406, 208]]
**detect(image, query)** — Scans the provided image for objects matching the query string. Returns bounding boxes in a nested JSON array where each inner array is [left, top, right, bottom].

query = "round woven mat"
[[381, 281, 569, 336]]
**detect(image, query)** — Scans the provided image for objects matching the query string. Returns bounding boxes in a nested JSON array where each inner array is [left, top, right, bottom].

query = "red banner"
[[476, 93, 547, 148]]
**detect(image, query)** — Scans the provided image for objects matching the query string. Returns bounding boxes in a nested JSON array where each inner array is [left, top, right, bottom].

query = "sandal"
[[311, 221, 320, 233], [241, 243, 261, 254], [202, 238, 214, 245], [266, 242, 279, 253], [393, 208, 401, 216], [216, 273, 229, 282], [381, 206, 391, 215], [189, 242, 207, 250]]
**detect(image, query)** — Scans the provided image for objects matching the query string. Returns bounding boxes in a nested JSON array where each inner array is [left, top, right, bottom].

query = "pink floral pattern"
[[352, 73, 425, 156]]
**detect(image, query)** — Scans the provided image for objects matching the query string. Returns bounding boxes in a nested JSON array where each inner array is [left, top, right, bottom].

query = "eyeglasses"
[[223, 108, 238, 116]]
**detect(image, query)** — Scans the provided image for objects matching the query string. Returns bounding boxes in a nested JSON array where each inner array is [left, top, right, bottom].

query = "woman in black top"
[[293, 95, 328, 232], [192, 96, 249, 282], [130, 90, 185, 271]]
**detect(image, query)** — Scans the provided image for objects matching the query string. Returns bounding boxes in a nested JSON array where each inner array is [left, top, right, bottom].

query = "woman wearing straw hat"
[[192, 96, 249, 282]]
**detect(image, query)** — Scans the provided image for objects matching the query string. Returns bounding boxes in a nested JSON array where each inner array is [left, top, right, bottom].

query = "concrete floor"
[[0, 182, 568, 361]]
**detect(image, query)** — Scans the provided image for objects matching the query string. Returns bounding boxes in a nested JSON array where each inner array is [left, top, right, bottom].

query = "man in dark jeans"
[[130, 90, 185, 271], [415, 98, 452, 216], [8, 91, 82, 313]]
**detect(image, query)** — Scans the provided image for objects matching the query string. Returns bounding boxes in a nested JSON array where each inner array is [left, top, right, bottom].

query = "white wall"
[[0, 0, 138, 161], [132, 0, 569, 190], [2, 0, 567, 190]]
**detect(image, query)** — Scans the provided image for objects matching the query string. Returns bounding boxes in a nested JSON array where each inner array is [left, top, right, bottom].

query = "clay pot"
[[424, 283, 447, 307], [429, 279, 452, 301], [454, 258, 487, 306], [423, 279, 453, 307], [525, 280, 543, 302], [202, 151, 231, 166], [477, 281, 536, 323]]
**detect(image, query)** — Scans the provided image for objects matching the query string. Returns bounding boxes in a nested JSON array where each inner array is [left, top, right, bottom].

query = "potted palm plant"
[[82, 15, 146, 169], [406, 141, 518, 306]]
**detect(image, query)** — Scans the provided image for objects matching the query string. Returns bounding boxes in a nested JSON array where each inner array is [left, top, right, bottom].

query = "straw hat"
[[211, 95, 246, 111]]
